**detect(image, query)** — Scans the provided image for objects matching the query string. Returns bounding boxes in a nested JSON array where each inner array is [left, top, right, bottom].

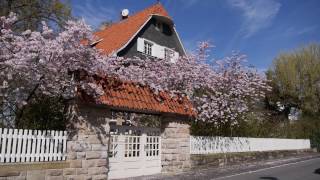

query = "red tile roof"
[[97, 81, 195, 117], [93, 3, 170, 55], [79, 75, 195, 117]]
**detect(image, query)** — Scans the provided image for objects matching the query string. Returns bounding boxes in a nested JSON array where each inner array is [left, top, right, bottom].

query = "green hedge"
[[310, 131, 320, 151]]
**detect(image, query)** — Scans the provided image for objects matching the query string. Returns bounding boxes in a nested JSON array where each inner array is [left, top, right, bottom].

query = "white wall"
[[190, 136, 311, 154]]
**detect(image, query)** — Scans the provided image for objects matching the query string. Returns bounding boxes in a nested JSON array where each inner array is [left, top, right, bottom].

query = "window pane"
[[144, 41, 152, 55], [165, 48, 174, 60]]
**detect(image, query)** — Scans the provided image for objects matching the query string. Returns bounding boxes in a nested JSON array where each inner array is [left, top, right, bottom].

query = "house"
[[92, 2, 186, 62], [85, 2, 194, 126], [74, 3, 195, 179]]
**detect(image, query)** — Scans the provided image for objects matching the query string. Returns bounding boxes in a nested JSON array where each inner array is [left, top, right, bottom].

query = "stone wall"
[[66, 104, 111, 180], [0, 162, 69, 180], [161, 119, 191, 173], [0, 104, 112, 180], [191, 149, 316, 169]]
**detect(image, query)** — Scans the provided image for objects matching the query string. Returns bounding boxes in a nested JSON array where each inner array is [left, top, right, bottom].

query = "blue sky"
[[70, 0, 320, 70]]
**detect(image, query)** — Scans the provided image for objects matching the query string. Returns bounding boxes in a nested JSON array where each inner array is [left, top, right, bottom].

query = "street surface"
[[214, 158, 320, 180], [122, 155, 320, 180]]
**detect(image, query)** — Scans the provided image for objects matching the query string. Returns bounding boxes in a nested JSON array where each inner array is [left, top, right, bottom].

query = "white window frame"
[[144, 40, 153, 56], [164, 48, 174, 61], [137, 37, 178, 62]]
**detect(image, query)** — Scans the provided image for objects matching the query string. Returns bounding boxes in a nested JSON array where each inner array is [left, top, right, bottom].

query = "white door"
[[108, 126, 161, 179]]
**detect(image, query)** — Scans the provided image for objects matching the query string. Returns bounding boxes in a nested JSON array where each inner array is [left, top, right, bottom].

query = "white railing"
[[190, 136, 311, 154], [0, 128, 67, 163]]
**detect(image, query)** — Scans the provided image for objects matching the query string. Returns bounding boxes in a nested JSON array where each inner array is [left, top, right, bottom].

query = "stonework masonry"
[[190, 149, 316, 169], [161, 118, 191, 173], [0, 104, 112, 180], [0, 162, 69, 180], [65, 104, 111, 180], [0, 104, 194, 179]]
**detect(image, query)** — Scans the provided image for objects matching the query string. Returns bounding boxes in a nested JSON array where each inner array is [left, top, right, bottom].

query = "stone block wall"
[[66, 104, 111, 180], [0, 162, 69, 180], [190, 149, 316, 169], [161, 119, 191, 173], [66, 132, 109, 180]]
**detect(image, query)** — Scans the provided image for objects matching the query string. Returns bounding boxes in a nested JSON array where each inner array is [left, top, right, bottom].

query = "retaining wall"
[[191, 149, 315, 169]]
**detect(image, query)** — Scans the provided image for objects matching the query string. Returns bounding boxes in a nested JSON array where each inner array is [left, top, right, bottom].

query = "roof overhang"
[[152, 14, 174, 26]]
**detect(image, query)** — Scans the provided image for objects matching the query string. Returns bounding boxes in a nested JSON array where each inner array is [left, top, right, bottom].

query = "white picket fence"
[[190, 136, 311, 154], [0, 128, 67, 163]]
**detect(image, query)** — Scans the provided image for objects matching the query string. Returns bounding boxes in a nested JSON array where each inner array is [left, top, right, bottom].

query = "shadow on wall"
[[314, 168, 320, 175], [260, 177, 279, 180]]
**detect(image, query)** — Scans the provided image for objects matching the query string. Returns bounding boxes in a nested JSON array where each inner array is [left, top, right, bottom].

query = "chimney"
[[121, 9, 129, 20]]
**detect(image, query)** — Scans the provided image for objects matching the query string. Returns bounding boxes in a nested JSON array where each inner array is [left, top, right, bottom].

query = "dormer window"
[[144, 41, 153, 55]]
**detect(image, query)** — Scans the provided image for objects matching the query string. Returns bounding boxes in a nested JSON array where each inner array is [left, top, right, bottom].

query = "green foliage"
[[0, 0, 71, 129], [191, 104, 320, 140], [15, 96, 66, 130], [191, 108, 285, 137], [0, 0, 71, 32], [0, 121, 4, 128], [246, 43, 320, 143], [310, 131, 320, 150], [267, 44, 320, 115]]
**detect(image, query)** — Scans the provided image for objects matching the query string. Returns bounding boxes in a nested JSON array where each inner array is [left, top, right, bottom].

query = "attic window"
[[144, 41, 153, 55]]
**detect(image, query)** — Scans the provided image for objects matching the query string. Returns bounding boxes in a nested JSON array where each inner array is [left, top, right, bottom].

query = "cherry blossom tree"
[[1, 13, 270, 129], [0, 13, 107, 126], [108, 42, 271, 127]]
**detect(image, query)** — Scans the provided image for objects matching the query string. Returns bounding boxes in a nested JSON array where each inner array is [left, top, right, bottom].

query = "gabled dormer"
[[92, 3, 186, 62]]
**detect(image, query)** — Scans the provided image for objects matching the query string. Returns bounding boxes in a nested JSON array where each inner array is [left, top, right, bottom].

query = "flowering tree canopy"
[[109, 42, 271, 126], [1, 13, 270, 127], [0, 13, 107, 125]]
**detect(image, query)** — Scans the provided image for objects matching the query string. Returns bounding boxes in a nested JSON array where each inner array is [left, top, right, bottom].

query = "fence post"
[[11, 129, 18, 162], [21, 129, 28, 162], [35, 130, 41, 162], [0, 128, 5, 163], [6, 129, 13, 162]]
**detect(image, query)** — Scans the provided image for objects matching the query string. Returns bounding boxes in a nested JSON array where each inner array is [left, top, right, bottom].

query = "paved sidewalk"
[[119, 153, 320, 180]]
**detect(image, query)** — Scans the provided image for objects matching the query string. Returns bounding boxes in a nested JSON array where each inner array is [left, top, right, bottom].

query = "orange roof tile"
[[95, 81, 195, 117], [93, 3, 170, 55]]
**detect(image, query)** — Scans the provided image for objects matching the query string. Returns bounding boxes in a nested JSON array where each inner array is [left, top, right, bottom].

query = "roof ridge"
[[99, 3, 167, 31], [129, 3, 168, 20], [93, 3, 170, 55]]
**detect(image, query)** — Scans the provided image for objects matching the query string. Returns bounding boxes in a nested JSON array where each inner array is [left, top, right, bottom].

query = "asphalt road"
[[214, 158, 320, 180]]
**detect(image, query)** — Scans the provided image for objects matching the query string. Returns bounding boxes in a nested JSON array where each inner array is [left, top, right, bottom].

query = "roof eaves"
[[113, 16, 153, 56], [173, 27, 187, 56], [90, 38, 103, 47]]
